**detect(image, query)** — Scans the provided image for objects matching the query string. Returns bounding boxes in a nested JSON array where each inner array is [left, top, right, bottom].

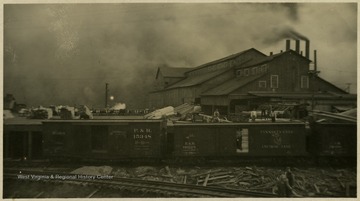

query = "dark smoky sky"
[[4, 3, 357, 108]]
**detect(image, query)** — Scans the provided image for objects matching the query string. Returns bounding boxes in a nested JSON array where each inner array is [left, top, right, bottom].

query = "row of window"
[[258, 75, 309, 89], [236, 64, 268, 77]]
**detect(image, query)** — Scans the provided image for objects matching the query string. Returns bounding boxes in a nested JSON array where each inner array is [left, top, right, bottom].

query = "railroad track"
[[4, 168, 277, 198]]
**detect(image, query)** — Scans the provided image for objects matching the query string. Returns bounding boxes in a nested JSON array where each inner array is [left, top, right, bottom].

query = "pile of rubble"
[[108, 166, 356, 197], [71, 166, 113, 176]]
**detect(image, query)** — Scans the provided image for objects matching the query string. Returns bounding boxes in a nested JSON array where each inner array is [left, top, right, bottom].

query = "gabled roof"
[[185, 48, 267, 74], [202, 74, 266, 96], [156, 67, 190, 79], [237, 50, 312, 69], [315, 76, 348, 94], [166, 68, 231, 89]]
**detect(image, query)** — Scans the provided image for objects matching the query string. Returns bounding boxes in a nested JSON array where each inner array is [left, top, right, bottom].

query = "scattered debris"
[[71, 166, 113, 176], [67, 165, 355, 197]]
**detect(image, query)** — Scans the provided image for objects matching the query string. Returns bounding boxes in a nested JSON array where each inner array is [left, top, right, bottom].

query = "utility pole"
[[308, 70, 320, 110], [105, 83, 109, 108]]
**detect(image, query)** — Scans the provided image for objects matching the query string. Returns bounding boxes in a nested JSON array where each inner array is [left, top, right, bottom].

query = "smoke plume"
[[4, 3, 357, 109]]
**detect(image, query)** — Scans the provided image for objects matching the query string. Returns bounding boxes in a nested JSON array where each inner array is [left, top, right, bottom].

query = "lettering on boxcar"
[[52, 131, 65, 135], [133, 128, 153, 152], [133, 128, 152, 133], [182, 134, 197, 155], [260, 129, 294, 149]]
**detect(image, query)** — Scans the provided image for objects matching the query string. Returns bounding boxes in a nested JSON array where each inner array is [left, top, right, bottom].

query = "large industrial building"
[[148, 39, 356, 115]]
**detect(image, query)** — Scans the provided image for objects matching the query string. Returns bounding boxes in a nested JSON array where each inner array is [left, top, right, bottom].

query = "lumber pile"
[[59, 106, 76, 120], [144, 106, 175, 119], [30, 106, 53, 119], [78, 105, 93, 119]]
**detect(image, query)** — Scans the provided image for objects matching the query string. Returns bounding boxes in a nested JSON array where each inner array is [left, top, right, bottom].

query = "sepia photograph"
[[3, 2, 357, 198]]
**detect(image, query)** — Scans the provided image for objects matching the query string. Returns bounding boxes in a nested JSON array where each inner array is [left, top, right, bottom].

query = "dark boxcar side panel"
[[43, 120, 165, 160], [128, 122, 163, 158], [42, 122, 72, 158], [311, 123, 356, 157], [172, 126, 217, 156], [248, 124, 306, 156], [72, 125, 92, 156], [108, 125, 132, 156], [171, 123, 307, 157]]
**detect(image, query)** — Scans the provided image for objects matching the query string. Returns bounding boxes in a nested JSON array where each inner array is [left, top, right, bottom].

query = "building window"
[[270, 75, 279, 88], [261, 64, 268, 73], [251, 67, 256, 75], [244, 69, 250, 76], [236, 70, 243, 77], [301, 76, 309, 88], [256, 67, 261, 74], [259, 81, 267, 88]]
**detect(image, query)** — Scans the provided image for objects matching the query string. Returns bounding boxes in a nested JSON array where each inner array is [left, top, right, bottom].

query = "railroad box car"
[[168, 122, 307, 157], [42, 120, 166, 160], [309, 122, 356, 157]]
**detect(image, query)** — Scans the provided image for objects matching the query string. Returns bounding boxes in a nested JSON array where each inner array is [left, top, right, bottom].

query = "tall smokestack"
[[286, 39, 291, 51], [295, 40, 300, 53], [305, 40, 310, 59], [314, 50, 317, 71]]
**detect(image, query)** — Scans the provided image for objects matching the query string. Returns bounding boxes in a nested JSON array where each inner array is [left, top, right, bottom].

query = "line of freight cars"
[[36, 119, 357, 165]]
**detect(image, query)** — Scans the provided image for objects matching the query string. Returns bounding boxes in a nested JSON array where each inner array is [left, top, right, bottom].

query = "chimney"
[[295, 40, 300, 53], [305, 40, 310, 59], [314, 50, 317, 71], [286, 39, 291, 51], [270, 52, 273, 56]]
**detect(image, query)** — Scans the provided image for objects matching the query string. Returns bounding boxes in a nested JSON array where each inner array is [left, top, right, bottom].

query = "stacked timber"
[[144, 106, 175, 119], [78, 105, 93, 119], [30, 106, 53, 119], [59, 106, 76, 120]]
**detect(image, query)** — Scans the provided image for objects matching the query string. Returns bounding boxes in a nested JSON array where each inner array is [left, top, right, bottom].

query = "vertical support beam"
[[227, 99, 231, 116], [305, 40, 310, 59], [211, 105, 214, 115], [295, 40, 300, 53]]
